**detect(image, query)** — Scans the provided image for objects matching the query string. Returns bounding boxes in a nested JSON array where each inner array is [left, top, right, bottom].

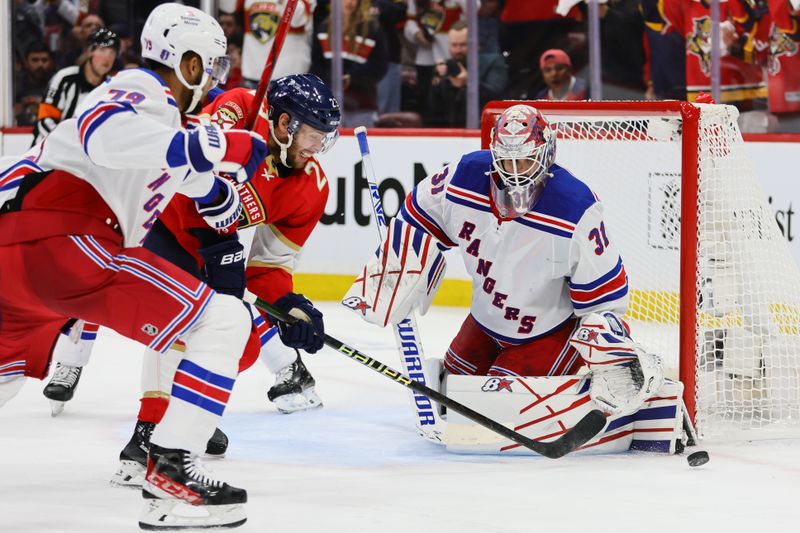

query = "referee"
[[32, 28, 120, 145]]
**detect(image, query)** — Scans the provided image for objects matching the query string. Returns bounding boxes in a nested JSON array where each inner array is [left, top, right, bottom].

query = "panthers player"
[[0, 4, 271, 529], [110, 73, 340, 487], [345, 104, 664, 419]]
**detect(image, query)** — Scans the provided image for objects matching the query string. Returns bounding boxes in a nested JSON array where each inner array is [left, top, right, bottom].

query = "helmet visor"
[[293, 124, 340, 155], [208, 55, 231, 87]]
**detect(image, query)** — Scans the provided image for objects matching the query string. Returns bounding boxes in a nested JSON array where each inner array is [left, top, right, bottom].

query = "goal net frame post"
[[480, 100, 702, 427]]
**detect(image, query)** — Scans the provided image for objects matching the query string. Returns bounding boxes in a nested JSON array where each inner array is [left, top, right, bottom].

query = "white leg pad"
[[0, 376, 25, 408], [141, 346, 182, 395], [259, 326, 298, 374], [151, 294, 250, 453]]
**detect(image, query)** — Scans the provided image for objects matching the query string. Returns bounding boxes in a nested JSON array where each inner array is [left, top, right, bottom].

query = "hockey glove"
[[569, 312, 664, 415], [180, 124, 268, 183], [198, 238, 246, 299], [195, 176, 242, 234], [274, 292, 325, 354], [342, 218, 446, 327]]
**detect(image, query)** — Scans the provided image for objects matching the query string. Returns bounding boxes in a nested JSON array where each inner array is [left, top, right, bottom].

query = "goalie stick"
[[244, 290, 608, 458], [353, 126, 444, 443], [245, 0, 299, 130]]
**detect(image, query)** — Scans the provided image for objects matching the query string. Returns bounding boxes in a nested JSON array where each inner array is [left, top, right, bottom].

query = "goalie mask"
[[489, 105, 556, 218]]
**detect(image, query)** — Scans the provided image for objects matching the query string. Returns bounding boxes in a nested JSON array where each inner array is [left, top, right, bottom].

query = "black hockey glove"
[[198, 239, 246, 299], [274, 292, 325, 354]]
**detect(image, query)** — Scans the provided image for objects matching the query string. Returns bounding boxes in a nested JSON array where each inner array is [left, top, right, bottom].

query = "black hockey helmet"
[[88, 28, 120, 52], [267, 74, 341, 136]]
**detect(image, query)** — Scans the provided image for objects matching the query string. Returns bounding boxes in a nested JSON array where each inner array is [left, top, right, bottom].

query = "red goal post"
[[481, 100, 800, 439]]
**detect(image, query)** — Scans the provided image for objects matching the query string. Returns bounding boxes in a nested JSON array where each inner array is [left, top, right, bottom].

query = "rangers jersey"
[[158, 87, 329, 303], [400, 150, 629, 344], [0, 68, 217, 248]]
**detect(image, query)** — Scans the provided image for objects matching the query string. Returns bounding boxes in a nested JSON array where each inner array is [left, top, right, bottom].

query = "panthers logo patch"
[[769, 25, 799, 75], [687, 16, 712, 76], [249, 3, 282, 43], [212, 106, 240, 130]]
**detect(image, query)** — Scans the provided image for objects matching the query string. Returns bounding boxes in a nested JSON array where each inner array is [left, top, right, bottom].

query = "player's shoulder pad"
[[534, 164, 599, 226], [448, 149, 493, 195], [203, 87, 251, 129]]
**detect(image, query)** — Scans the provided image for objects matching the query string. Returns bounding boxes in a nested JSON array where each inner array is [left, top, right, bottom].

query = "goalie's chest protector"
[[441, 151, 600, 344]]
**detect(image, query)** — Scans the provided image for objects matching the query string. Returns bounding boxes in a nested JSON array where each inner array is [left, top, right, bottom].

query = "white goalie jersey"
[[399, 150, 630, 344]]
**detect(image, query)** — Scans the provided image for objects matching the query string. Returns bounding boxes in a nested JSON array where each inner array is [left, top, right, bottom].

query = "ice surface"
[[2, 303, 799, 532]]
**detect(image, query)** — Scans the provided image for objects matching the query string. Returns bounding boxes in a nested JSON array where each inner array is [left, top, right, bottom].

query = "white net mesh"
[[517, 102, 800, 439]]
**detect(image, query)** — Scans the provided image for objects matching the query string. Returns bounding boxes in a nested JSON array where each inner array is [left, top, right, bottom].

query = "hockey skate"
[[267, 355, 322, 414], [139, 443, 247, 530], [112, 420, 229, 488], [42, 363, 83, 416]]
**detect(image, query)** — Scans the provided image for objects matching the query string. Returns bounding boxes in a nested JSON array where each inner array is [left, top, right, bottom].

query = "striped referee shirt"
[[32, 65, 106, 145]]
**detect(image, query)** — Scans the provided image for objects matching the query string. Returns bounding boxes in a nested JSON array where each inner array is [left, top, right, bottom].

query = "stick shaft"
[[245, 0, 299, 131], [354, 127, 442, 441], [246, 293, 606, 458]]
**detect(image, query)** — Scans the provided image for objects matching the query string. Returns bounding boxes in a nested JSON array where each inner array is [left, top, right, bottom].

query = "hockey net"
[[481, 101, 800, 439]]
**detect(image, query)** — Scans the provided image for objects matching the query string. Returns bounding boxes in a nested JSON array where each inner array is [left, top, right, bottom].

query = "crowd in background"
[[11, 0, 800, 132]]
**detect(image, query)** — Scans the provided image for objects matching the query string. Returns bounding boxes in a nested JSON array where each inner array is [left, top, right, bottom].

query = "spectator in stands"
[[427, 21, 507, 127], [312, 0, 389, 127], [404, 1, 466, 117], [14, 41, 55, 126], [32, 28, 119, 144], [536, 48, 587, 101], [640, 0, 687, 101], [13, 0, 45, 64], [373, 0, 408, 114], [58, 13, 105, 68], [218, 10, 244, 41], [221, 34, 245, 90], [109, 23, 144, 69], [220, 0, 316, 87], [499, 0, 584, 99]]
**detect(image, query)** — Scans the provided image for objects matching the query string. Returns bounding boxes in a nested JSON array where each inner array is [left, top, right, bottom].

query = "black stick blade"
[[540, 409, 607, 459]]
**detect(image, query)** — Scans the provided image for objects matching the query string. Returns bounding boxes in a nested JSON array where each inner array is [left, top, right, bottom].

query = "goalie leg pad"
[[342, 218, 446, 327]]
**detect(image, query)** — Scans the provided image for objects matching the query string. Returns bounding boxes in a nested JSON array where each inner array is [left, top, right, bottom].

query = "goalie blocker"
[[342, 218, 446, 327]]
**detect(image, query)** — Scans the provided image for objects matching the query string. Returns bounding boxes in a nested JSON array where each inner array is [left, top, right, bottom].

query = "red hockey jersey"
[[158, 87, 329, 304], [650, 0, 767, 104], [767, 0, 800, 113]]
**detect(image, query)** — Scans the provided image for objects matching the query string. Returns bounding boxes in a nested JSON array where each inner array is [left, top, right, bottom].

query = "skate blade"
[[49, 400, 65, 417], [139, 498, 246, 530], [273, 389, 323, 414], [110, 460, 146, 488]]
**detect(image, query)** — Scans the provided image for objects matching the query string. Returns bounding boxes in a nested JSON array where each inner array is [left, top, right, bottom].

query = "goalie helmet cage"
[[481, 100, 800, 440]]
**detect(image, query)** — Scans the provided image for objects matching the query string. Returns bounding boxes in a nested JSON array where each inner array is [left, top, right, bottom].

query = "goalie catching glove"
[[342, 218, 446, 327], [569, 312, 664, 415]]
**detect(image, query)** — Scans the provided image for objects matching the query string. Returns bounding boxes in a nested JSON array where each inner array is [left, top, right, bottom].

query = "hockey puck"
[[687, 450, 709, 467]]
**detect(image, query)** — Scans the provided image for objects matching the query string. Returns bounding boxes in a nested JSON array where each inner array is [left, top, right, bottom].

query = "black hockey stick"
[[244, 292, 608, 459]]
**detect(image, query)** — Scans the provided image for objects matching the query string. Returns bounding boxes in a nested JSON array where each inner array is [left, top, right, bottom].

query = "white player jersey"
[[6, 68, 216, 247], [235, 0, 316, 81], [400, 150, 629, 344]]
